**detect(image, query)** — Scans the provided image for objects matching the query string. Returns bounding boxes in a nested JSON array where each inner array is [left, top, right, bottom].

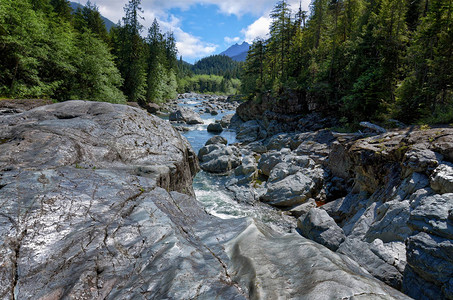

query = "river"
[[168, 95, 296, 232]]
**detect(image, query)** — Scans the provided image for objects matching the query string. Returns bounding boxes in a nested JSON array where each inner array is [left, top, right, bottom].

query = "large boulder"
[[207, 122, 223, 133], [169, 107, 203, 124], [198, 143, 241, 174]]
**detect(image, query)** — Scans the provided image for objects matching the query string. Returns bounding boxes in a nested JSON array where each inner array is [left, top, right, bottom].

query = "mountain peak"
[[220, 42, 250, 62]]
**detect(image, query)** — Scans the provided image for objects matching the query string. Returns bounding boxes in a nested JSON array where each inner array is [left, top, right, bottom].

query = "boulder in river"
[[169, 107, 203, 124], [207, 122, 223, 133], [198, 143, 241, 174]]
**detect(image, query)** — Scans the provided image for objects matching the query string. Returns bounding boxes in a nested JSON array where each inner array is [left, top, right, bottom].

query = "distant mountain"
[[220, 42, 250, 62], [69, 2, 116, 31]]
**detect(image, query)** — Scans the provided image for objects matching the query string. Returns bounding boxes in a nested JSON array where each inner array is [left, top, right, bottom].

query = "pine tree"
[[111, 0, 147, 103]]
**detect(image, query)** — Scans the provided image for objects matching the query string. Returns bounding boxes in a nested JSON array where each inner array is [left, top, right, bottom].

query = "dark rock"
[[207, 122, 223, 133], [206, 135, 228, 146], [142, 102, 160, 114], [297, 208, 346, 251], [236, 120, 266, 143], [405, 232, 453, 299], [220, 114, 234, 128]]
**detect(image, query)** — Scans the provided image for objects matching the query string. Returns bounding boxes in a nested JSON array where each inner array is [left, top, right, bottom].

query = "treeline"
[[242, 0, 453, 124], [178, 75, 241, 95], [0, 0, 179, 104], [192, 55, 243, 79]]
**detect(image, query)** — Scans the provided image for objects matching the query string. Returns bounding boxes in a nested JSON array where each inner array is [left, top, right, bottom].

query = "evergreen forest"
[[241, 0, 452, 124], [0, 0, 240, 105]]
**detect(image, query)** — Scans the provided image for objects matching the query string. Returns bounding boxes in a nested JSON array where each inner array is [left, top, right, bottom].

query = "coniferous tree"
[[111, 0, 147, 103]]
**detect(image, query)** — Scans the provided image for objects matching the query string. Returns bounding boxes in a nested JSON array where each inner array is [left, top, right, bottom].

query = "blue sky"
[[75, 0, 310, 63]]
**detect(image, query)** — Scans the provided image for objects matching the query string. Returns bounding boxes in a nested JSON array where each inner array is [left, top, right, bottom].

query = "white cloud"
[[93, 0, 311, 61], [224, 36, 241, 44], [241, 16, 271, 43], [175, 30, 218, 60]]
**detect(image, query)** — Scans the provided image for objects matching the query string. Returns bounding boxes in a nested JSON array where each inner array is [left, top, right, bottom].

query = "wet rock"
[[297, 208, 346, 251], [207, 122, 223, 133], [169, 107, 203, 124], [206, 135, 228, 146], [430, 163, 453, 194]]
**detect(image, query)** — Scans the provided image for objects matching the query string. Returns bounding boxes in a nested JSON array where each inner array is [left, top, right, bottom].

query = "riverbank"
[[164, 94, 453, 299], [0, 99, 412, 299]]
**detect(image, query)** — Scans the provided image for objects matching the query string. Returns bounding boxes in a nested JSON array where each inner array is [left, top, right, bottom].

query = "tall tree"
[[111, 0, 147, 102]]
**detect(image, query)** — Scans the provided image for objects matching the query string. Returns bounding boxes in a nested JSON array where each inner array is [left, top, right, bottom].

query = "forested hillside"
[[242, 0, 453, 124], [0, 0, 179, 104]]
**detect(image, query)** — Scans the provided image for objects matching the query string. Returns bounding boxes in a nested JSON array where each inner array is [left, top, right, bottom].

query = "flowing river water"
[[167, 95, 296, 232]]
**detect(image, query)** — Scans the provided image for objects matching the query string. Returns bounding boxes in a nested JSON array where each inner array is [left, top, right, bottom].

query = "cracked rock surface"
[[0, 101, 409, 299]]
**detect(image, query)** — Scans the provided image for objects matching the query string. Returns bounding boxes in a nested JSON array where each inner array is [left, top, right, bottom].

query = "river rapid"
[[168, 95, 296, 232]]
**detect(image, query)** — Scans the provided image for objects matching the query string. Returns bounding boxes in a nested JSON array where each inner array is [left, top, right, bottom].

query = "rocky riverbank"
[[193, 98, 452, 300], [0, 100, 410, 299]]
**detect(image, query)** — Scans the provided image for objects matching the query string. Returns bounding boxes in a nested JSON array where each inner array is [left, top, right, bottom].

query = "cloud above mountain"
[[81, 0, 310, 62]]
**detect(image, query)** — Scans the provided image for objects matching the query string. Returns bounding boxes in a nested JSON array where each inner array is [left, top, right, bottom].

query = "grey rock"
[[408, 193, 453, 239], [207, 122, 223, 133], [205, 135, 228, 146], [365, 200, 412, 242], [288, 198, 317, 218], [360, 121, 387, 134], [234, 156, 257, 177], [257, 149, 291, 176], [220, 114, 234, 127], [297, 208, 346, 251], [169, 107, 203, 124], [405, 232, 453, 299], [198, 144, 241, 174], [403, 149, 443, 173], [0, 100, 199, 194], [261, 170, 323, 207], [226, 222, 411, 300], [338, 238, 404, 289], [430, 163, 453, 194], [236, 120, 265, 143]]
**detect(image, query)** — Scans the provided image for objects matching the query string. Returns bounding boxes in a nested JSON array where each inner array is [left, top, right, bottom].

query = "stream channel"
[[165, 95, 296, 233]]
